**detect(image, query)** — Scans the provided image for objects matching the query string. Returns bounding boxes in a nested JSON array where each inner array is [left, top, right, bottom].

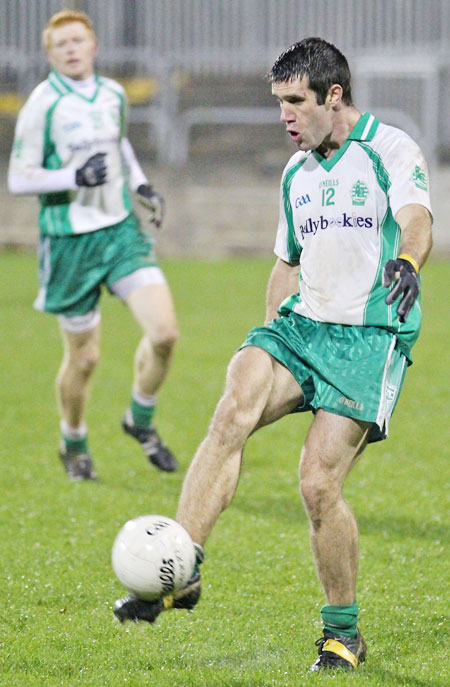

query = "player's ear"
[[326, 84, 343, 109]]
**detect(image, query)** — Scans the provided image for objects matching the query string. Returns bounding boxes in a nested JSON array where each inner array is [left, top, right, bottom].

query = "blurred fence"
[[1, 0, 450, 165]]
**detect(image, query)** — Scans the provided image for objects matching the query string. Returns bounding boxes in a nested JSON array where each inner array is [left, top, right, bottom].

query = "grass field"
[[0, 252, 448, 687]]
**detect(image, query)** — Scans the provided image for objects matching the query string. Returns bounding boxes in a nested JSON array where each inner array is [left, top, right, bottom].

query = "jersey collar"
[[49, 70, 100, 102], [312, 112, 380, 170], [348, 112, 380, 141]]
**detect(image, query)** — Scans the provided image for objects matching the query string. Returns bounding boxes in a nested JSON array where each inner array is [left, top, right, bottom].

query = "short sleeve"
[[273, 152, 304, 265], [376, 128, 432, 220]]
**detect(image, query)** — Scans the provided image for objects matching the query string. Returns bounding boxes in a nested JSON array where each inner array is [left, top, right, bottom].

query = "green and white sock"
[[321, 601, 359, 638], [130, 389, 157, 429], [60, 420, 89, 454]]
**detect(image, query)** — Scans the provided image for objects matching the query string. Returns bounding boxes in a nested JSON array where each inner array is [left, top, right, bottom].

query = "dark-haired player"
[[114, 37, 432, 672]]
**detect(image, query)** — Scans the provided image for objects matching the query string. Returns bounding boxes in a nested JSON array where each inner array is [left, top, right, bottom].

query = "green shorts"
[[241, 310, 408, 443], [34, 213, 157, 316]]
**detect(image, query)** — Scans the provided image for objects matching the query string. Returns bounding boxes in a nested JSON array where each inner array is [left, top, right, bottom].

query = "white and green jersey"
[[9, 70, 132, 236], [275, 112, 432, 358]]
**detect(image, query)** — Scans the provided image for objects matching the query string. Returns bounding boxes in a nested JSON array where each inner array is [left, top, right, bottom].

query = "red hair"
[[42, 9, 96, 51]]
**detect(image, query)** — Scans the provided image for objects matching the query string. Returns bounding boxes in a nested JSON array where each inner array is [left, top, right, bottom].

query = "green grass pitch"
[[0, 252, 448, 687]]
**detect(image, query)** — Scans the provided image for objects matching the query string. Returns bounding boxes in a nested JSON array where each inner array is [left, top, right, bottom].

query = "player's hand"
[[75, 152, 107, 187], [382, 258, 419, 323], [137, 184, 165, 229]]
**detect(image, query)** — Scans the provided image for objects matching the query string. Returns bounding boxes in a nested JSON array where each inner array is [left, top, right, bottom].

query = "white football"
[[112, 515, 196, 601]]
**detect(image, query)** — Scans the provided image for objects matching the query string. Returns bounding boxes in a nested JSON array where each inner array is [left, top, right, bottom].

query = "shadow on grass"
[[233, 492, 307, 526], [233, 494, 449, 544], [357, 514, 449, 543]]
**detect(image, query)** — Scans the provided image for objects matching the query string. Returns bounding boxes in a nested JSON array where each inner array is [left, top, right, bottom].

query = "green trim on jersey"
[[48, 71, 71, 96], [358, 140, 391, 189], [365, 207, 400, 328], [50, 70, 101, 103], [39, 96, 71, 234], [43, 97, 63, 168], [312, 113, 381, 171], [313, 140, 351, 171], [358, 141, 396, 326], [282, 157, 308, 263], [357, 140, 421, 346], [349, 112, 380, 142], [122, 184, 132, 212]]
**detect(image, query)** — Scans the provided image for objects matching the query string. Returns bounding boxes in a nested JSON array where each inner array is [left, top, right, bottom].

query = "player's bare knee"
[[71, 344, 100, 376], [299, 449, 339, 525], [300, 478, 330, 525], [151, 327, 179, 356]]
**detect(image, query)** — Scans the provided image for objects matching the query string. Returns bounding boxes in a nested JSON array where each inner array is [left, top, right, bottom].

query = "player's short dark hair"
[[268, 37, 353, 106]]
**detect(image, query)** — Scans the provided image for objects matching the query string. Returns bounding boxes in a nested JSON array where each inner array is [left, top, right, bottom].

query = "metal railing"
[[1, 0, 449, 164]]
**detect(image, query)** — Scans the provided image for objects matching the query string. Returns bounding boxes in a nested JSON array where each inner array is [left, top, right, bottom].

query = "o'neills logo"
[[299, 213, 373, 239], [338, 396, 364, 411]]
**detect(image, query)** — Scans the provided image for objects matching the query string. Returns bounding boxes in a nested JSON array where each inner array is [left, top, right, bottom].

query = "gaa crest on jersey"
[[410, 165, 428, 191], [350, 180, 369, 206]]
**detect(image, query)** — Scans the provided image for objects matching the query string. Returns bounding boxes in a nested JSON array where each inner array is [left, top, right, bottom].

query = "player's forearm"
[[265, 258, 299, 323], [395, 203, 433, 270], [8, 168, 78, 195]]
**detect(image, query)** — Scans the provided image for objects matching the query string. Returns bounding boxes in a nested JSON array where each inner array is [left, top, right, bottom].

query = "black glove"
[[382, 257, 419, 323], [75, 152, 107, 187], [137, 183, 165, 229]]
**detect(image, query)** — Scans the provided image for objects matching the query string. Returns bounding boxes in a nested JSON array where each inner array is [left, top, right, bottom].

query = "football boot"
[[114, 544, 204, 623], [59, 443, 97, 481], [309, 628, 367, 671], [121, 412, 178, 472]]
